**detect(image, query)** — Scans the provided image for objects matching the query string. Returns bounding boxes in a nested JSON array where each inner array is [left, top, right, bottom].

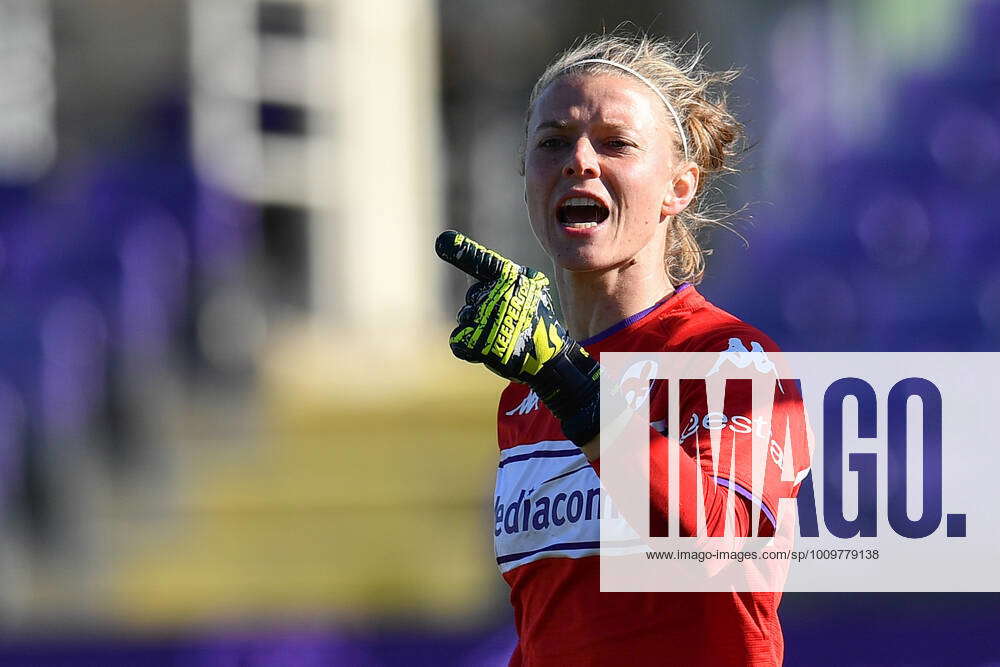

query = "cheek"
[[615, 172, 663, 223], [524, 165, 553, 215], [523, 185, 549, 247], [524, 186, 545, 227]]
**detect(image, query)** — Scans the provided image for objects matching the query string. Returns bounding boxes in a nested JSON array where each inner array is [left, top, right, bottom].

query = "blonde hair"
[[522, 32, 746, 285]]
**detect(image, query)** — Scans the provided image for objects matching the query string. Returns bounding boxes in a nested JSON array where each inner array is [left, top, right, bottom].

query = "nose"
[[563, 138, 600, 178]]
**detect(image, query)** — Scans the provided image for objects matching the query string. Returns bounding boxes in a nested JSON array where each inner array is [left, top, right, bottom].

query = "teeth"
[[563, 222, 598, 229], [562, 197, 602, 207]]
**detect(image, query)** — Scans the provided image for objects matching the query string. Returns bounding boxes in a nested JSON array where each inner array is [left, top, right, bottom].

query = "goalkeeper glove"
[[435, 230, 600, 447]]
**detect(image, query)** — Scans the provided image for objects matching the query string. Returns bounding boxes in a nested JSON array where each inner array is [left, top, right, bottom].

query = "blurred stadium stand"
[[0, 0, 995, 664], [707, 0, 1000, 355], [0, 0, 500, 644]]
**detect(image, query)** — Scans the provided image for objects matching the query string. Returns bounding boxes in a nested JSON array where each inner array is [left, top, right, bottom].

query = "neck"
[[554, 248, 674, 342]]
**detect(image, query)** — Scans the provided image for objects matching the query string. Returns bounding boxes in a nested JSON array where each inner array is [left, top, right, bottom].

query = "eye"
[[605, 138, 635, 150], [537, 136, 569, 149]]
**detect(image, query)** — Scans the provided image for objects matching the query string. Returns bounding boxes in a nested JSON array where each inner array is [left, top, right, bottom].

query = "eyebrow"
[[534, 119, 569, 132], [533, 119, 635, 133]]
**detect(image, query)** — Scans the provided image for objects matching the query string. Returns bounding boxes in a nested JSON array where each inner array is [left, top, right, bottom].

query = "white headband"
[[564, 58, 689, 160]]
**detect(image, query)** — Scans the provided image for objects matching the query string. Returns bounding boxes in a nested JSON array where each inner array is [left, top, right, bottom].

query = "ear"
[[660, 163, 700, 220]]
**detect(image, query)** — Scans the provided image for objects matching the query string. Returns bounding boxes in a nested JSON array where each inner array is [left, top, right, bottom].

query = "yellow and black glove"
[[435, 230, 600, 447]]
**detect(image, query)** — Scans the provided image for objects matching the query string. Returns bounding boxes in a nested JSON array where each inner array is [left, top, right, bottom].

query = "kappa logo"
[[619, 359, 658, 410], [706, 337, 784, 392], [506, 390, 540, 416]]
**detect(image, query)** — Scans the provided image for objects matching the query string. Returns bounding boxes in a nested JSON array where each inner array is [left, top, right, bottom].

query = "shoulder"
[[496, 382, 564, 450], [643, 287, 783, 354], [498, 382, 539, 419]]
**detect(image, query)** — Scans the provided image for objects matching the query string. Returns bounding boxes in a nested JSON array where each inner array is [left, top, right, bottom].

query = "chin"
[[548, 246, 616, 273]]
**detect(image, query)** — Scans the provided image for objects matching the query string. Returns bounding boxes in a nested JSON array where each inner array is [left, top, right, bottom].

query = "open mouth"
[[556, 197, 610, 229]]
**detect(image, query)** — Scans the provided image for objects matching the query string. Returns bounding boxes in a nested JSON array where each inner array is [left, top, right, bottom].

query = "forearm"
[[582, 429, 756, 538]]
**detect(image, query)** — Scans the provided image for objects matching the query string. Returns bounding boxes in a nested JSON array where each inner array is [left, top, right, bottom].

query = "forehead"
[[528, 73, 666, 132]]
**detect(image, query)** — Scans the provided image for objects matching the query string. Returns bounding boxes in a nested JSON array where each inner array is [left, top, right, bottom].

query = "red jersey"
[[494, 285, 807, 666]]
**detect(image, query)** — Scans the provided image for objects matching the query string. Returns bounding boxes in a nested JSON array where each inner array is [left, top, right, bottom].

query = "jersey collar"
[[578, 283, 692, 347]]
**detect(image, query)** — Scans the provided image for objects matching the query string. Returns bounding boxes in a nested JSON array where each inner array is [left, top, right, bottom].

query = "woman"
[[437, 32, 805, 666]]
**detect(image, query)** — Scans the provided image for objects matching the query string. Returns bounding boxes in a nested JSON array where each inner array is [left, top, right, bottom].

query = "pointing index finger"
[[435, 230, 517, 282]]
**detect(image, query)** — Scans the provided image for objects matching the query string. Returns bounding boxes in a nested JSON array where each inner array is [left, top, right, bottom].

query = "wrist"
[[528, 341, 600, 448]]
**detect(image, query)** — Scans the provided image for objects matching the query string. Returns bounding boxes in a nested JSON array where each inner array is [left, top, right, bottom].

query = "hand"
[[435, 230, 601, 447], [435, 230, 565, 382]]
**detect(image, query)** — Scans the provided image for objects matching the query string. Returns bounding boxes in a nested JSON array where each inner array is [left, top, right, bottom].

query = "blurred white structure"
[[0, 0, 55, 181], [190, 0, 444, 336]]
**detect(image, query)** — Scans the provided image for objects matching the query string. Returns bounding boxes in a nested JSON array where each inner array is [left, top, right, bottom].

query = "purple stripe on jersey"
[[497, 538, 648, 565], [579, 283, 691, 346], [498, 448, 583, 468], [539, 464, 591, 486], [715, 476, 777, 527], [496, 540, 600, 564]]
